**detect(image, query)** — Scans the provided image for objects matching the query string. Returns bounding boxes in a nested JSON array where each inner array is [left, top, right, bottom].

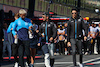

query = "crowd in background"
[[54, 22, 100, 56]]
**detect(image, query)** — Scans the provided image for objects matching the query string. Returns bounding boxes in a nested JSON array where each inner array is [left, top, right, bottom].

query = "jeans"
[[70, 39, 83, 66], [42, 43, 54, 67], [3, 41, 11, 60]]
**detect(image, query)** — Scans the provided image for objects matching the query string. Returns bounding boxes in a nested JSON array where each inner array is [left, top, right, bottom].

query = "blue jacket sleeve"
[[38, 37, 42, 43], [12, 21, 17, 36], [7, 23, 12, 33], [28, 19, 33, 27], [29, 23, 33, 27]]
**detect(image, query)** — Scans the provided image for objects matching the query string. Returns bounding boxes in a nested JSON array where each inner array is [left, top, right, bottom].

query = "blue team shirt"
[[12, 17, 32, 40]]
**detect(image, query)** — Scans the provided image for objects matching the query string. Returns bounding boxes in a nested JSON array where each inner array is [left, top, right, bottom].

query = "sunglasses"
[[72, 13, 77, 14], [42, 17, 45, 18]]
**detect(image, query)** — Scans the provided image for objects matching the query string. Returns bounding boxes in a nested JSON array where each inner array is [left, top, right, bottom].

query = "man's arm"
[[12, 21, 17, 38], [52, 23, 57, 39], [7, 23, 13, 33], [82, 19, 88, 40], [38, 25, 43, 37], [82, 19, 88, 37], [67, 21, 70, 42]]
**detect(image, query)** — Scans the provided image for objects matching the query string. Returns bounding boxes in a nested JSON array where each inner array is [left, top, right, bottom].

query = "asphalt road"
[[1, 54, 100, 67]]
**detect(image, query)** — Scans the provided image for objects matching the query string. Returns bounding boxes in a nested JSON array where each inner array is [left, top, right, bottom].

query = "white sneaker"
[[56, 53, 60, 55], [94, 52, 98, 55], [85, 52, 88, 55], [25, 62, 29, 67], [14, 62, 18, 67], [65, 51, 68, 55], [79, 63, 84, 67]]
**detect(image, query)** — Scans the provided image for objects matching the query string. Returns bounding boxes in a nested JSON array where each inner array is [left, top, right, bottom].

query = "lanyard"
[[45, 22, 48, 42], [75, 20, 77, 39]]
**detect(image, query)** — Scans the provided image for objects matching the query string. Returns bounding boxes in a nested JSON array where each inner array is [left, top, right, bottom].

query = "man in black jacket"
[[67, 8, 88, 67], [39, 13, 57, 67]]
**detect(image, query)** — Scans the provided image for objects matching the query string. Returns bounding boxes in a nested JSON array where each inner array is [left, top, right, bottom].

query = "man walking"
[[39, 13, 57, 67], [12, 9, 32, 67], [67, 8, 88, 67]]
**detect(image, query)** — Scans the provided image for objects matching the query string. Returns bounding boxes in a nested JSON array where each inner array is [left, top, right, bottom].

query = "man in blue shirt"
[[12, 9, 32, 67]]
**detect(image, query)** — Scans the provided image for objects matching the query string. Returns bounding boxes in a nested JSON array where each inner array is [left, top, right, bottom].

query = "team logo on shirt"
[[48, 24, 51, 27], [78, 19, 81, 22], [43, 24, 45, 27], [25, 22, 28, 26], [18, 21, 21, 26], [71, 21, 74, 22]]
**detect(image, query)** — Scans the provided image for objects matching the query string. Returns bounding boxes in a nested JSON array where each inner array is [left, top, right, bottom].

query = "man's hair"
[[19, 9, 27, 14], [71, 8, 78, 12], [14, 13, 19, 18], [42, 12, 49, 17]]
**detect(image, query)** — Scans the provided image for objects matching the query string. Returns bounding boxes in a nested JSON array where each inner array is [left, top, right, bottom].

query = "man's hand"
[[41, 34, 44, 37], [14, 35, 17, 39], [38, 43, 40, 46], [11, 28, 13, 30], [49, 37, 53, 42], [29, 26, 32, 29], [2, 39, 4, 41], [36, 30, 39, 33], [67, 42, 71, 47], [84, 36, 87, 41], [65, 34, 67, 36]]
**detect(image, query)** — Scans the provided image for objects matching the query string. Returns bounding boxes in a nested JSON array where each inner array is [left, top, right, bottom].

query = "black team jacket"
[[67, 16, 88, 42], [39, 21, 57, 43]]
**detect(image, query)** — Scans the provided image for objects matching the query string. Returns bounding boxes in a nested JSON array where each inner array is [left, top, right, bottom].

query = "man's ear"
[[47, 16, 49, 19]]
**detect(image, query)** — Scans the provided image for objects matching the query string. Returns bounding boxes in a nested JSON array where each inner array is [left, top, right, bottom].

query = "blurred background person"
[[57, 25, 65, 55], [29, 20, 39, 67], [7, 13, 19, 67], [3, 22, 11, 61]]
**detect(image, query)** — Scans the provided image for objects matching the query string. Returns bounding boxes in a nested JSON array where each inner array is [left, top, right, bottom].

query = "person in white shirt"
[[57, 25, 65, 55], [88, 23, 97, 54]]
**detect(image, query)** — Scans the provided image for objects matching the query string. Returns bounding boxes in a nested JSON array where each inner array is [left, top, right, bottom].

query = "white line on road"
[[68, 57, 100, 67], [83, 57, 100, 63], [34, 57, 100, 67], [35, 62, 73, 65]]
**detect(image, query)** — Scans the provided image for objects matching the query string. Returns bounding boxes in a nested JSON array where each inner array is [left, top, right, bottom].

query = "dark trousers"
[[58, 41, 65, 54], [83, 41, 91, 53], [0, 41, 3, 60], [70, 39, 83, 66], [18, 40, 31, 67], [97, 37, 100, 54], [12, 43, 18, 62], [91, 39, 95, 54]]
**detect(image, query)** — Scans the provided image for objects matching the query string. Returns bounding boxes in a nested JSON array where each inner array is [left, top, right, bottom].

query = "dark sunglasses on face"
[[72, 13, 77, 14], [42, 17, 45, 18]]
